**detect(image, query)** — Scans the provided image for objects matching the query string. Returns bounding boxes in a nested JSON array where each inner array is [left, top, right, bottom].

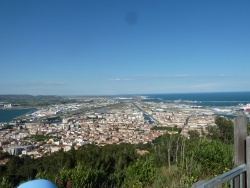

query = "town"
[[0, 96, 238, 160]]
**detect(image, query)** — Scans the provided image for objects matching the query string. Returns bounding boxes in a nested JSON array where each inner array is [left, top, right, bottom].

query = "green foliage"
[[0, 125, 235, 187], [152, 160, 202, 188], [207, 116, 234, 144], [124, 157, 157, 188], [153, 133, 184, 166], [36, 165, 107, 188], [27, 134, 61, 142], [187, 138, 233, 176], [0, 95, 67, 107], [151, 126, 182, 132], [0, 177, 13, 188], [247, 123, 250, 135], [54, 164, 106, 188], [188, 130, 200, 141], [0, 152, 10, 161], [35, 171, 51, 180]]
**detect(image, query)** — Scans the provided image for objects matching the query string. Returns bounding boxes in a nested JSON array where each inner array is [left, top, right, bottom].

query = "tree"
[[188, 130, 200, 141], [188, 139, 233, 177], [124, 157, 156, 188], [207, 116, 234, 144]]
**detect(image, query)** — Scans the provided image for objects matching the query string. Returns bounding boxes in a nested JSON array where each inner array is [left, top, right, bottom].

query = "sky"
[[0, 0, 250, 95]]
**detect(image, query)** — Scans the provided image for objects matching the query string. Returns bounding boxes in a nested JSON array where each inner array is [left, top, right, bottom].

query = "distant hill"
[[0, 95, 65, 107]]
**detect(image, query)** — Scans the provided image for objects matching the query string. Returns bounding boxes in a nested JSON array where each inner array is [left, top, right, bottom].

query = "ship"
[[239, 104, 250, 111]]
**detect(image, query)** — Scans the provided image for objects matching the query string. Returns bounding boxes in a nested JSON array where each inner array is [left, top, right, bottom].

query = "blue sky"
[[0, 0, 250, 95]]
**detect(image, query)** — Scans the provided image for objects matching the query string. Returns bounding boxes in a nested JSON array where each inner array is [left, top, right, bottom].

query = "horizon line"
[[1, 91, 250, 97]]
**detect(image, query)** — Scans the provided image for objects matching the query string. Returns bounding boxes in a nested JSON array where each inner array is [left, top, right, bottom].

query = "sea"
[[140, 92, 250, 107], [1, 92, 250, 123], [0, 108, 36, 123]]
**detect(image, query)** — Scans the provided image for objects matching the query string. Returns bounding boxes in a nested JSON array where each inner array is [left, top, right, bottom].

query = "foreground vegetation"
[[0, 117, 238, 187]]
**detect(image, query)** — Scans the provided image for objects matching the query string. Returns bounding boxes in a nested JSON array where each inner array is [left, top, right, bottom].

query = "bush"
[[124, 157, 157, 188]]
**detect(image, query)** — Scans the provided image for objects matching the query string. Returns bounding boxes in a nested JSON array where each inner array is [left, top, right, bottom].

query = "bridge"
[[192, 115, 250, 188]]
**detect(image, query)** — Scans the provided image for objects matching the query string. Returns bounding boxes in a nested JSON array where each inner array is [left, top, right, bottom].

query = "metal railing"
[[193, 164, 247, 188], [193, 115, 250, 188]]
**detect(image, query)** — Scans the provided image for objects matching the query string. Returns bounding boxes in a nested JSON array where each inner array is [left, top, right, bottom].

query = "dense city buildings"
[[0, 96, 243, 159]]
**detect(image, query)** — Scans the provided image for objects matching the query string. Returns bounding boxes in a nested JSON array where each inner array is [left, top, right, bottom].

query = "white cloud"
[[136, 74, 190, 78], [42, 82, 66, 86], [108, 78, 133, 81], [142, 82, 233, 93], [136, 74, 233, 79], [0, 82, 66, 87]]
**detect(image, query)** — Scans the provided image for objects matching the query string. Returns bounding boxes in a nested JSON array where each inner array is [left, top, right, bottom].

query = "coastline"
[[0, 108, 37, 123], [0, 106, 38, 110]]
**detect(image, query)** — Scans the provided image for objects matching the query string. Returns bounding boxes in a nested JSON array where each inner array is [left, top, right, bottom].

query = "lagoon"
[[0, 108, 36, 123]]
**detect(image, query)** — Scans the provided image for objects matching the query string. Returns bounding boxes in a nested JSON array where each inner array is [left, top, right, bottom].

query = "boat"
[[239, 104, 250, 111]]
